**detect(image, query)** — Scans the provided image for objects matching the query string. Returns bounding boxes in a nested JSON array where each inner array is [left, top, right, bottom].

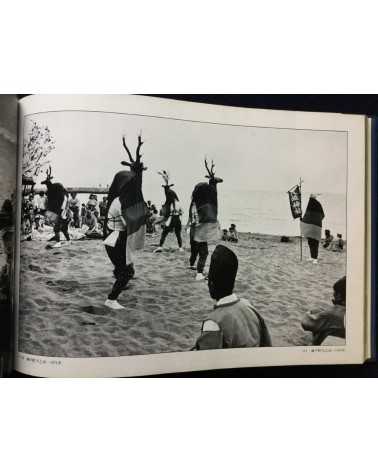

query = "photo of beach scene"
[[18, 109, 347, 357]]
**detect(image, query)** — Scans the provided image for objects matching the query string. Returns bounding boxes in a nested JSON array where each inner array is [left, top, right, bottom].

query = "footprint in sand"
[[28, 264, 44, 273], [46, 279, 81, 293], [82, 305, 108, 315]]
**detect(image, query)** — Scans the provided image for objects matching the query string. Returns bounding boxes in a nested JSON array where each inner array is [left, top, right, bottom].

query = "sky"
[[24, 109, 348, 211]]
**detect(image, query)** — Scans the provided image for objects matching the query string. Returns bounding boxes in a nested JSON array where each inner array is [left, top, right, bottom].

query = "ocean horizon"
[[75, 189, 346, 238], [218, 189, 346, 237]]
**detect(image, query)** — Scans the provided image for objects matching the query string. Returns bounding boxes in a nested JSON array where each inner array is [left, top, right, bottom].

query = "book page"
[[14, 95, 367, 377], [365, 117, 372, 360], [0, 95, 18, 376]]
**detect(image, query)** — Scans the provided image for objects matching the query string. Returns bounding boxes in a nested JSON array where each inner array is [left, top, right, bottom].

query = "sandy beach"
[[18, 229, 346, 357]]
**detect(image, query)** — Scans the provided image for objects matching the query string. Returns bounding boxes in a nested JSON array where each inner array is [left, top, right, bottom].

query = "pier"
[[33, 186, 109, 195]]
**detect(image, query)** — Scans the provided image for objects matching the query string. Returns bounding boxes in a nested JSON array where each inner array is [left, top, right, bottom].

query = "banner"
[[288, 185, 302, 219]]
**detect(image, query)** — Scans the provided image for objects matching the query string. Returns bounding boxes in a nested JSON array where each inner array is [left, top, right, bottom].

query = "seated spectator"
[[34, 210, 45, 231], [69, 192, 81, 228], [335, 233, 344, 251], [194, 245, 272, 350], [301, 275, 346, 345], [84, 205, 99, 233], [99, 196, 108, 225], [87, 194, 99, 216], [228, 224, 238, 243], [22, 194, 35, 238], [323, 229, 334, 248], [34, 191, 47, 216], [146, 200, 156, 234], [221, 229, 229, 241], [80, 203, 86, 227], [328, 233, 344, 252]]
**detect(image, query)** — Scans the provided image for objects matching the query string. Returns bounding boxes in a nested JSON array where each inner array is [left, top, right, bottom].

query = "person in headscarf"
[[103, 134, 147, 310], [193, 244, 272, 350], [154, 171, 184, 253], [300, 194, 325, 264], [187, 158, 222, 281]]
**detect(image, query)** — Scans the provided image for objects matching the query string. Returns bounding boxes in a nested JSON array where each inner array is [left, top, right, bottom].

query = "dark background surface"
[[11, 94, 378, 377]]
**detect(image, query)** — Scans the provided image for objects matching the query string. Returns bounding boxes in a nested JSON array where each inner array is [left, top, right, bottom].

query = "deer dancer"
[[42, 166, 71, 248], [154, 171, 184, 253], [103, 134, 147, 310], [187, 158, 223, 281]]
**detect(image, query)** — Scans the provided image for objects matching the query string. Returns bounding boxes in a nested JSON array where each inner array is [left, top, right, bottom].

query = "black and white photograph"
[[0, 95, 17, 374], [17, 97, 349, 360]]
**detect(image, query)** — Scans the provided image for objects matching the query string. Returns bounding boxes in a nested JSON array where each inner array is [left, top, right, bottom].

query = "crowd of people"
[[21, 190, 109, 243], [222, 224, 239, 243], [21, 137, 347, 350]]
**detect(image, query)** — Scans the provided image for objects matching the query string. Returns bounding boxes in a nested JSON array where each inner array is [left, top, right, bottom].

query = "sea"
[[78, 189, 347, 238], [218, 190, 346, 237]]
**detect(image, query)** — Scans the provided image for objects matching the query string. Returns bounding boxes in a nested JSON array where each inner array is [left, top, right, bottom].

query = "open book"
[[0, 95, 375, 377]]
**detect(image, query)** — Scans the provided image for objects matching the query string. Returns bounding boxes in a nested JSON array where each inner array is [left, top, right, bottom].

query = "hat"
[[209, 244, 238, 293]]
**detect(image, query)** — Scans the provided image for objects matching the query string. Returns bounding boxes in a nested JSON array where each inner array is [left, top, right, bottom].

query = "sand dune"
[[18, 230, 346, 357]]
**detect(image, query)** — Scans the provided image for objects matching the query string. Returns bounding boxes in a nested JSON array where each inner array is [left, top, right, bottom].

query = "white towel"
[[103, 230, 119, 248]]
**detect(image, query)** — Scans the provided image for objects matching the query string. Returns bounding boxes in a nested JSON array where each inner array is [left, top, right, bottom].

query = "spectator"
[[194, 245, 272, 350], [228, 224, 238, 243], [323, 229, 334, 248], [301, 275, 346, 345], [68, 192, 81, 228]]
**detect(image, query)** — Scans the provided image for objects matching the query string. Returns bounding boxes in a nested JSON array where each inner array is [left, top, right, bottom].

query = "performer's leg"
[[189, 227, 198, 266], [156, 226, 169, 251], [53, 220, 61, 242], [197, 242, 209, 274], [74, 208, 79, 228], [308, 238, 318, 260], [174, 218, 183, 249], [307, 238, 312, 258], [190, 238, 199, 267], [61, 219, 70, 241], [105, 232, 129, 306]]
